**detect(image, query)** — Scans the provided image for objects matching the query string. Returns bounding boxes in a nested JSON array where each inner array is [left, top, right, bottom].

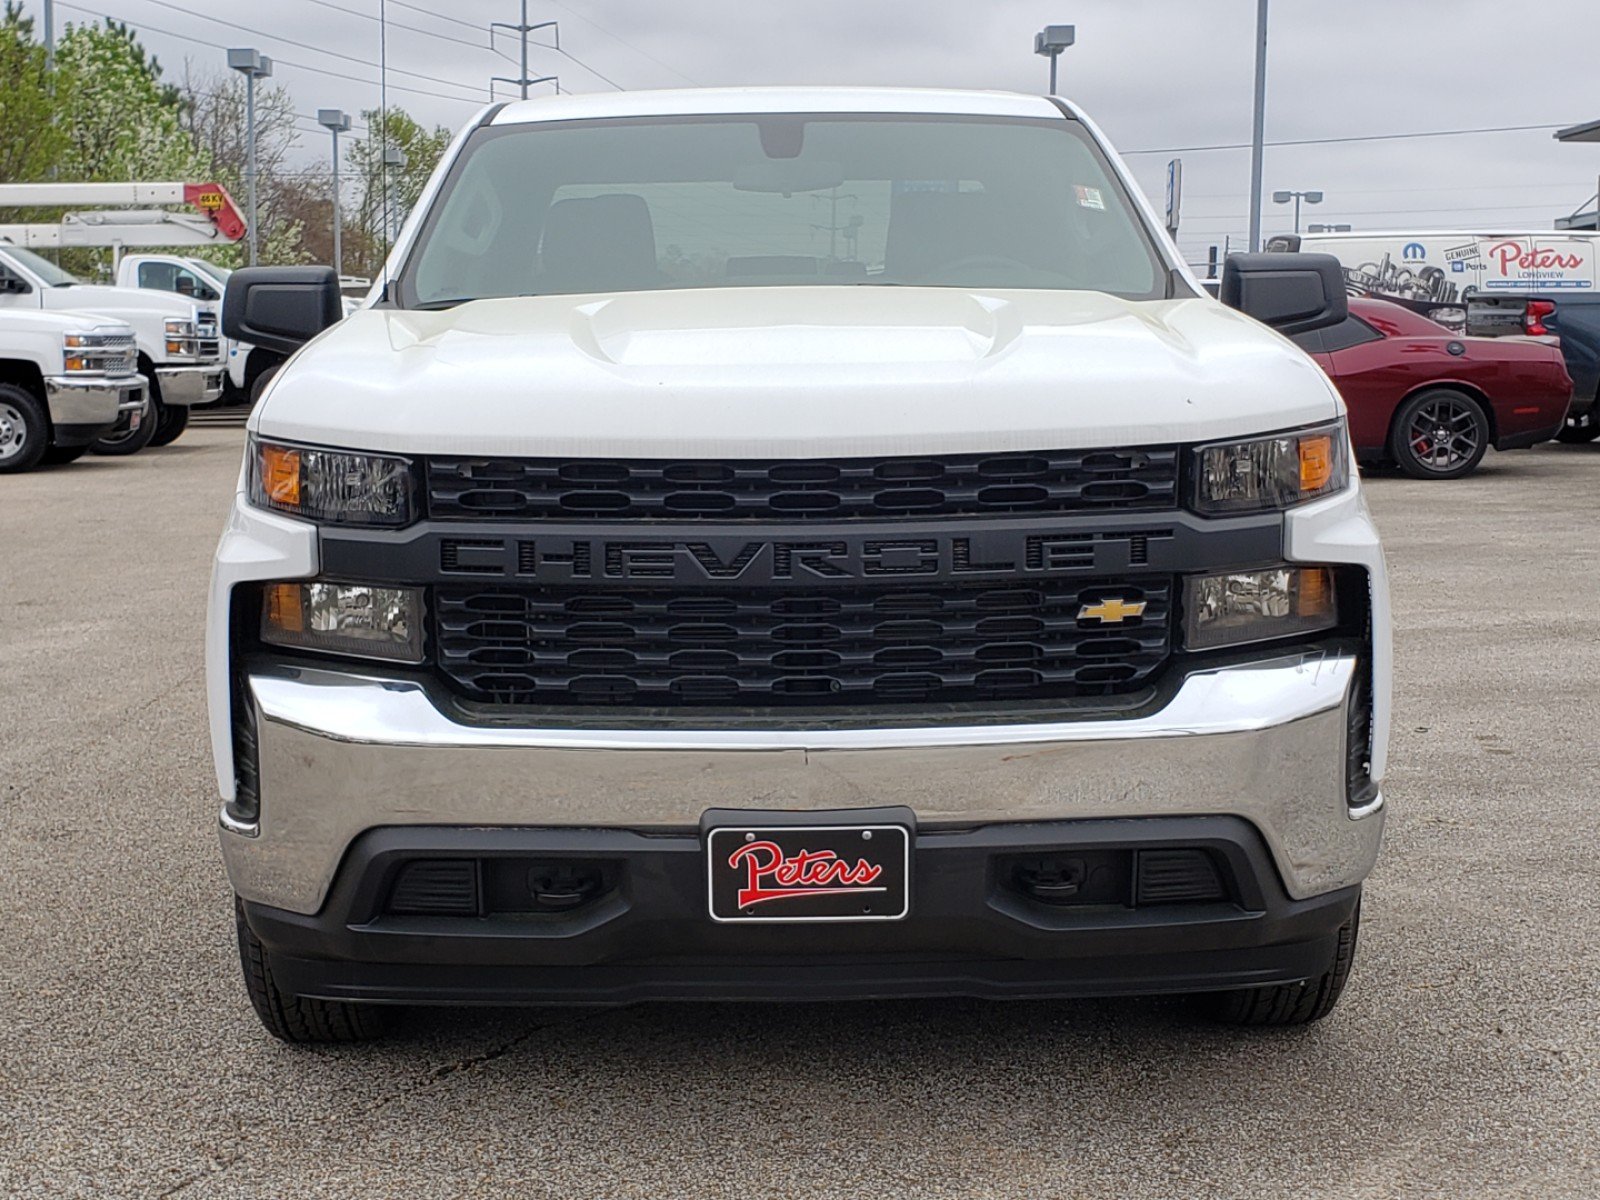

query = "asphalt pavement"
[[1, 429, 1596, 1198]]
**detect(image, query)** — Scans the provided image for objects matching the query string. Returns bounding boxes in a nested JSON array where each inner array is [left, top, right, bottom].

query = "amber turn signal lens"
[[1299, 435, 1335, 494], [263, 582, 305, 634], [259, 444, 301, 506], [1295, 565, 1334, 619]]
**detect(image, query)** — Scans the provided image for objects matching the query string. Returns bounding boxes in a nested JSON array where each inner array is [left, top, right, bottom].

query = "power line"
[[294, 0, 496, 55], [1124, 122, 1563, 156], [298, 0, 626, 94], [121, 0, 487, 96], [54, 0, 487, 105], [538, 0, 701, 86]]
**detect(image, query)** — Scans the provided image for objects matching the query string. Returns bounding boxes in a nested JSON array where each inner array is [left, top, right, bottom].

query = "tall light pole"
[[317, 108, 351, 276], [1272, 188, 1323, 235], [42, 0, 53, 71], [228, 48, 272, 265], [1033, 25, 1076, 94], [1247, 0, 1269, 251]]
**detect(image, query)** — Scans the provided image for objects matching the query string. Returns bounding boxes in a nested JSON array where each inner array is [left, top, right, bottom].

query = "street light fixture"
[[1033, 25, 1075, 94], [1272, 188, 1324, 235], [383, 145, 407, 243], [317, 109, 351, 277], [227, 48, 272, 266]]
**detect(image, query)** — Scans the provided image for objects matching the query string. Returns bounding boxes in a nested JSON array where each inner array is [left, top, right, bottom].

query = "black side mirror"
[[223, 266, 342, 355], [1219, 252, 1347, 336]]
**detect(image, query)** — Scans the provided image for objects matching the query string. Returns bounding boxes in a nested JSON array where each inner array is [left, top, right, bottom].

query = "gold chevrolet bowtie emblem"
[[1078, 597, 1147, 624]]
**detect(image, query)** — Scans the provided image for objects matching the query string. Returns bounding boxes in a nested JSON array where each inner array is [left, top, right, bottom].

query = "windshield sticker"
[[1074, 185, 1105, 211]]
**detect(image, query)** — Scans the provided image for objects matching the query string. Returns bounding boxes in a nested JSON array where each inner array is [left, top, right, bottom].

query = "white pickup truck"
[[0, 308, 146, 472], [210, 87, 1390, 1043], [0, 243, 224, 447], [116, 254, 370, 404]]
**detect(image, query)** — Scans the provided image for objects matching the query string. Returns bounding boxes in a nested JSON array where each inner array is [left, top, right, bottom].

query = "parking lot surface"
[[2, 429, 1597, 1199]]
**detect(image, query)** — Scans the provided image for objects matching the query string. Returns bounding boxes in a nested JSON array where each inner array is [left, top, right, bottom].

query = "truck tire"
[[1388, 388, 1490, 480], [1201, 901, 1359, 1027], [41, 444, 89, 465], [0, 383, 48, 473], [248, 363, 280, 408], [1555, 422, 1600, 444], [91, 396, 157, 456], [235, 897, 391, 1044], [149, 398, 190, 447]]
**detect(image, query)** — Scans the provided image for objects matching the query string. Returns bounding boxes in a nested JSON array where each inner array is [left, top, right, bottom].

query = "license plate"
[[707, 824, 910, 923]]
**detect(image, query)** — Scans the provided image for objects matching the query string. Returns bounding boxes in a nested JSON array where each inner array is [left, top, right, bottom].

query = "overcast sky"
[[28, 0, 1600, 263]]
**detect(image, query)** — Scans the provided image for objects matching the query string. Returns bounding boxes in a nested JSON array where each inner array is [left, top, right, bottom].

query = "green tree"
[[347, 107, 452, 277], [0, 3, 66, 181], [52, 19, 205, 181]]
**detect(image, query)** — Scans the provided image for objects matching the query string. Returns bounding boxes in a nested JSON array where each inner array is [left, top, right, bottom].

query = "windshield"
[[188, 258, 232, 283], [402, 114, 1166, 306], [5, 244, 81, 286]]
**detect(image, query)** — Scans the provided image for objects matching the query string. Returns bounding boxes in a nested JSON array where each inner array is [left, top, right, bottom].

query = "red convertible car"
[[1292, 297, 1572, 479]]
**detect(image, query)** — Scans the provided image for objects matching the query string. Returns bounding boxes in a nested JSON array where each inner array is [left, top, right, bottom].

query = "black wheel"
[[148, 398, 190, 447], [91, 395, 157, 456], [1388, 388, 1490, 479], [0, 383, 49, 474], [41, 444, 89, 465], [235, 896, 391, 1044], [248, 363, 280, 407], [1555, 420, 1600, 444], [1201, 900, 1360, 1027]]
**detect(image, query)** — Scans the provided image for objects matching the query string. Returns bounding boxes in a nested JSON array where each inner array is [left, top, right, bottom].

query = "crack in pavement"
[[153, 1015, 592, 1198]]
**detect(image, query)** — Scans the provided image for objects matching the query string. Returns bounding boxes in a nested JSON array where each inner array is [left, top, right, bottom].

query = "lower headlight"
[[260, 581, 425, 664], [1183, 566, 1336, 650]]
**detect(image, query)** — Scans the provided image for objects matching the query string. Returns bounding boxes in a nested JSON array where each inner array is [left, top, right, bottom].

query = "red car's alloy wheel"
[[1392, 389, 1489, 480]]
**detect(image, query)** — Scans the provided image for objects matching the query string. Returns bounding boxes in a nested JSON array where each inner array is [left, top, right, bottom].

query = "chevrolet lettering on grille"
[[437, 529, 1175, 587]]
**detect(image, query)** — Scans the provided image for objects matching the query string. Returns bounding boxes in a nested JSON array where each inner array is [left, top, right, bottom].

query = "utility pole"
[[317, 108, 351, 276], [228, 48, 272, 265], [1247, 0, 1269, 252], [43, 0, 53, 71], [492, 6, 559, 98]]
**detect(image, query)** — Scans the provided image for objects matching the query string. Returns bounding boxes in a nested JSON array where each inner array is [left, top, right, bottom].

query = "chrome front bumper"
[[154, 363, 225, 406], [221, 651, 1383, 915], [43, 373, 144, 428]]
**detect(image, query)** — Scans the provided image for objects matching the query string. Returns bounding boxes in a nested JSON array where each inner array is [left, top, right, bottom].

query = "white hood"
[[0, 307, 133, 336], [254, 286, 1343, 457], [39, 283, 204, 323]]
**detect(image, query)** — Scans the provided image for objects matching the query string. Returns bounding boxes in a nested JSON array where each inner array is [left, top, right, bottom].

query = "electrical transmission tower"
[[492, 5, 560, 98]]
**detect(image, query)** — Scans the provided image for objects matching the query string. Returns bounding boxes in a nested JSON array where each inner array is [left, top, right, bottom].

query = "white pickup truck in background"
[[116, 253, 369, 405], [0, 308, 146, 472], [0, 243, 224, 447]]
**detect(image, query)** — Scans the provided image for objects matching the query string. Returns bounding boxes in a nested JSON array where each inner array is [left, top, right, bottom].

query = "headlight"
[[165, 317, 197, 358], [249, 438, 417, 526], [1193, 420, 1349, 515], [62, 330, 136, 375], [260, 581, 424, 663], [1183, 565, 1337, 650]]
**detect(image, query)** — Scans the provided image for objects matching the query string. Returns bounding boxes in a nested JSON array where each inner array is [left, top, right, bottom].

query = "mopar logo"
[[1403, 242, 1426, 261]]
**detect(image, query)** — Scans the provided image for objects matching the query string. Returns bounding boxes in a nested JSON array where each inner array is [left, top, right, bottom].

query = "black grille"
[[434, 578, 1172, 708], [426, 448, 1180, 523]]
